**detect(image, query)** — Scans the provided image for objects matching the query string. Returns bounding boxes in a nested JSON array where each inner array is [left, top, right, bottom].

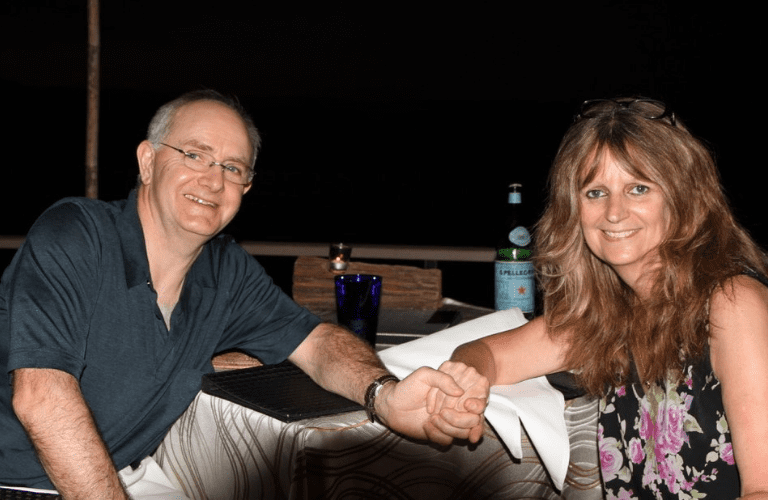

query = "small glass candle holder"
[[329, 243, 352, 271]]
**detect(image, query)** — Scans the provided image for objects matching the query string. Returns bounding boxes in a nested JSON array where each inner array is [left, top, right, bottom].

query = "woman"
[[447, 98, 768, 499]]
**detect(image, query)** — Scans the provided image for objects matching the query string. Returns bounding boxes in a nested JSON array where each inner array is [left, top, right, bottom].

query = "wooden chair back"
[[292, 256, 442, 312]]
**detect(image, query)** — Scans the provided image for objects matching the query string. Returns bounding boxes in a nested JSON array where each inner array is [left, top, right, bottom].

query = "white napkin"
[[378, 306, 570, 490]]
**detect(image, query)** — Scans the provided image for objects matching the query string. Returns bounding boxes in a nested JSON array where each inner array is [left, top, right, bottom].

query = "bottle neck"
[[508, 192, 521, 204]]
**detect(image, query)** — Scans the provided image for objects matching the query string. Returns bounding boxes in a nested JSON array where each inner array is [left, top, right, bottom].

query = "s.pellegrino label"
[[494, 260, 535, 314]]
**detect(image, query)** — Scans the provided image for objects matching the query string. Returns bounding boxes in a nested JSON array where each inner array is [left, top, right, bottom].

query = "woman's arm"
[[451, 316, 571, 386], [709, 275, 768, 499], [426, 316, 572, 435]]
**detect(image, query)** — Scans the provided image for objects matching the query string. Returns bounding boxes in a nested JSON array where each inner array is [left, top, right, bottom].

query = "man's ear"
[[136, 140, 156, 185]]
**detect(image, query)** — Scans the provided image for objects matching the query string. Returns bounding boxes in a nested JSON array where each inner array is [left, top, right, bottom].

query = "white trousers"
[[0, 456, 190, 500]]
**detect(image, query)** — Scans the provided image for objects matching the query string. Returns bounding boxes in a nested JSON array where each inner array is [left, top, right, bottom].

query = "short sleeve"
[[4, 200, 105, 378], [212, 241, 321, 364]]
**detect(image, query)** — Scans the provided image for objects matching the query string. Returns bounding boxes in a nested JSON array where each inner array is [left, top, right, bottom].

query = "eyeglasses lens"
[[577, 99, 674, 126], [183, 151, 250, 185]]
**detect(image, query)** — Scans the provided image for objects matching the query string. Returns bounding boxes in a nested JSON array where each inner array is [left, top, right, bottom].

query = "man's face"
[[140, 100, 253, 241]]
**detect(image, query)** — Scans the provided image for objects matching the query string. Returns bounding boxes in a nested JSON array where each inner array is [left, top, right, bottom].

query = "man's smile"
[[184, 194, 216, 207]]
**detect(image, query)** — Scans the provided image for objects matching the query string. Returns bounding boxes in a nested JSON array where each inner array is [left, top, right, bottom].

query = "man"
[[0, 90, 487, 498]]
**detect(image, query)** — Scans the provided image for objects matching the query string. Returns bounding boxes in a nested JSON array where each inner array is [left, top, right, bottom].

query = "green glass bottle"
[[494, 183, 535, 318]]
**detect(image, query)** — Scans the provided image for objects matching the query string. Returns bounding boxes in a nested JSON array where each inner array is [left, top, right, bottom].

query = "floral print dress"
[[598, 354, 740, 499]]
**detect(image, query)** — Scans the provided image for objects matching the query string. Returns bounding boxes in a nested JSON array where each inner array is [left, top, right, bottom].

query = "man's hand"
[[290, 324, 488, 445], [374, 366, 486, 445], [426, 361, 490, 443]]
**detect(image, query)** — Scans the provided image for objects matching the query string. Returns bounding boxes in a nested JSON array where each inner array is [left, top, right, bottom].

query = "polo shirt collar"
[[118, 189, 152, 289], [116, 189, 218, 291]]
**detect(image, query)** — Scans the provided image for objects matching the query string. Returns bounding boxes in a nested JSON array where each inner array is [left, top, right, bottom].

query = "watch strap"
[[364, 374, 400, 424]]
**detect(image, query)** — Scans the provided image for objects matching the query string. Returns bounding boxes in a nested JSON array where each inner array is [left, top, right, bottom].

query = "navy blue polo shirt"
[[0, 190, 321, 489]]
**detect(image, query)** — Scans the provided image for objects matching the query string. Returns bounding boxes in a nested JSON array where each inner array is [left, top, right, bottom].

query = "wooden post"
[[85, 0, 100, 199]]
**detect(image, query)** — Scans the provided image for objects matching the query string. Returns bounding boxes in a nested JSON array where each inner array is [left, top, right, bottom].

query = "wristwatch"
[[364, 374, 400, 424]]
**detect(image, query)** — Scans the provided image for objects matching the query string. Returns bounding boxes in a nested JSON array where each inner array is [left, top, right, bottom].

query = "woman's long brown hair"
[[535, 98, 768, 395]]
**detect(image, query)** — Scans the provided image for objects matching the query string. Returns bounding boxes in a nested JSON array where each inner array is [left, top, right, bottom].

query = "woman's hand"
[[426, 361, 490, 443]]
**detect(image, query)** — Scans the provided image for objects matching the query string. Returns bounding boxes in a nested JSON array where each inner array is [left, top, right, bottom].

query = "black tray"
[[202, 361, 363, 422], [0, 489, 60, 499]]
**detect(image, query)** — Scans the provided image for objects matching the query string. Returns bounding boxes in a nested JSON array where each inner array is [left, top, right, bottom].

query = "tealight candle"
[[329, 243, 352, 271]]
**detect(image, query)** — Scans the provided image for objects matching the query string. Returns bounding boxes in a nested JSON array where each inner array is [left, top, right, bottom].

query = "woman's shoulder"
[[711, 273, 768, 317], [708, 273, 768, 378]]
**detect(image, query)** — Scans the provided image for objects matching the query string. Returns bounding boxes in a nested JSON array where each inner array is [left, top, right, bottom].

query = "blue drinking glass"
[[334, 274, 383, 346]]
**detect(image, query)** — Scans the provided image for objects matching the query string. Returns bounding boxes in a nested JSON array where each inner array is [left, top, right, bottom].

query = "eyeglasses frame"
[[575, 98, 677, 127], [158, 142, 254, 185]]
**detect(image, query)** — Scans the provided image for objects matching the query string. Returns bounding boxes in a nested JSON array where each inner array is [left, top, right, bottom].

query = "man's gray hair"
[[146, 90, 261, 174]]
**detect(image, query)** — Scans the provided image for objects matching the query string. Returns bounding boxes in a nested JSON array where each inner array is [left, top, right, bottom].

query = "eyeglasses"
[[575, 98, 676, 127], [159, 143, 254, 185]]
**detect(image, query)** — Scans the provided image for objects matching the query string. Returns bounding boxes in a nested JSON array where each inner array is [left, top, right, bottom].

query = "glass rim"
[[334, 274, 382, 282]]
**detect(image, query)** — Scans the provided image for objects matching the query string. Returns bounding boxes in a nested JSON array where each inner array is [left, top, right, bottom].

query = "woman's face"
[[579, 153, 670, 292]]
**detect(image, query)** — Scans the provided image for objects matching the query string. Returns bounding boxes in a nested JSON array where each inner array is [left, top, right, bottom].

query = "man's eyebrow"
[[184, 139, 214, 153]]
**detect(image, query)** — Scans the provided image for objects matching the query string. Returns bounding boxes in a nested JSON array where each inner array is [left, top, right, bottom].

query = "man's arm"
[[12, 368, 129, 500], [288, 323, 485, 444]]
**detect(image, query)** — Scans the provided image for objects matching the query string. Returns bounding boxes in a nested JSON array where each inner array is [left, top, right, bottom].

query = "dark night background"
[[0, 1, 761, 307]]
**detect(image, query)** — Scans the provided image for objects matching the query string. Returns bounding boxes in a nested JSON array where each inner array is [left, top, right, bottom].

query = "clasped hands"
[[427, 361, 490, 444], [376, 361, 490, 446]]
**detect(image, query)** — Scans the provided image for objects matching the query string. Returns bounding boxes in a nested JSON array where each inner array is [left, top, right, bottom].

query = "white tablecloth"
[[154, 391, 601, 499]]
